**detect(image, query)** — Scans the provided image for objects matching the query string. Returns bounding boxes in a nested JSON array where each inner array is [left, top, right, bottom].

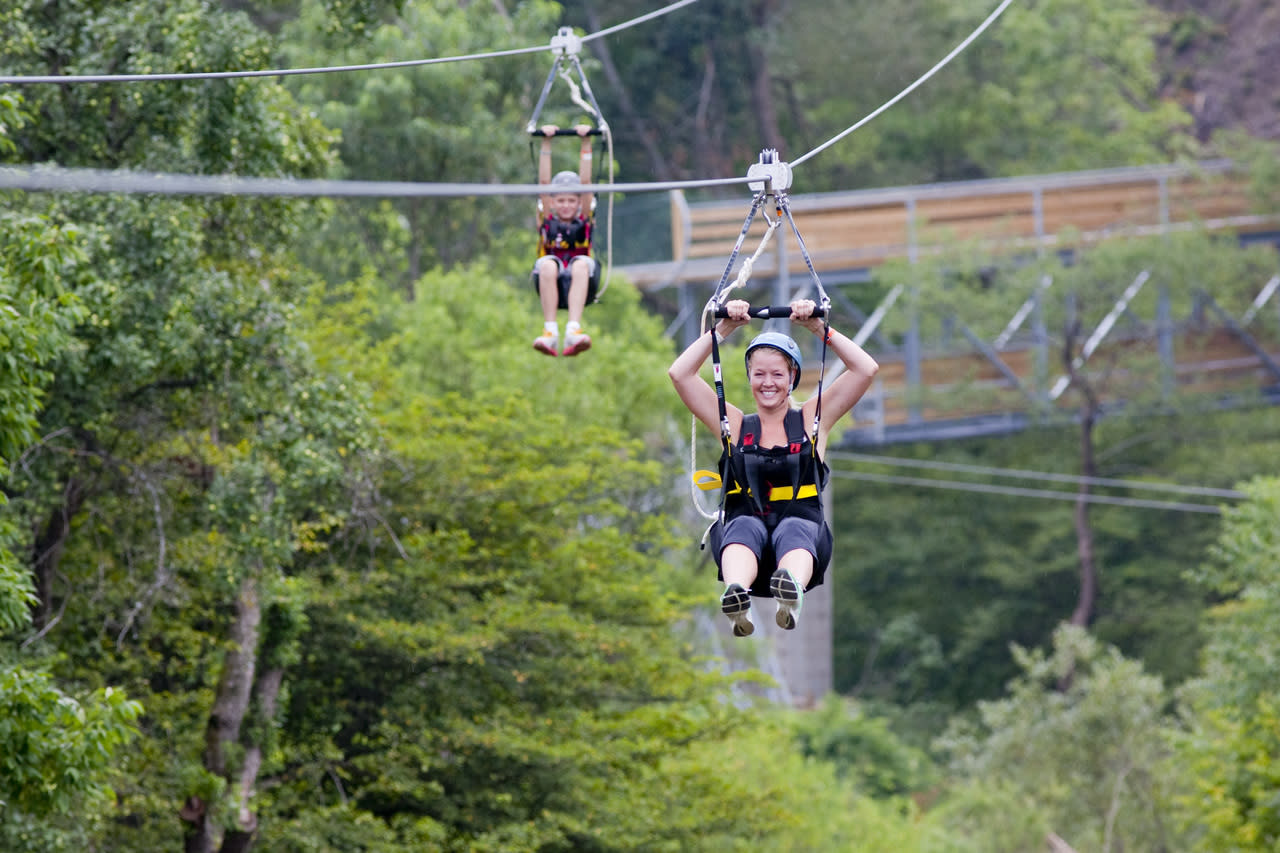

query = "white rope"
[[597, 126, 617, 298], [714, 209, 781, 305], [826, 451, 1247, 498], [689, 418, 718, 520]]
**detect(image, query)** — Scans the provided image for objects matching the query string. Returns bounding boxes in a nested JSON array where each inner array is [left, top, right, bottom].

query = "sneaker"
[[533, 330, 559, 357], [720, 583, 754, 637], [770, 568, 803, 630], [561, 329, 592, 357]]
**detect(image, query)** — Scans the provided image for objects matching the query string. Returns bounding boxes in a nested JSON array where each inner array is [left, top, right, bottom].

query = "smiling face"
[[747, 348, 795, 411], [550, 192, 582, 221]]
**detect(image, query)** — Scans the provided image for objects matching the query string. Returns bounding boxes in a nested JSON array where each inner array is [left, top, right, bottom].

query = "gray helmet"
[[550, 170, 580, 188], [745, 332, 803, 390]]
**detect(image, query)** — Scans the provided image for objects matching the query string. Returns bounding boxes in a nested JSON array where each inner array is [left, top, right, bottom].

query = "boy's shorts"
[[531, 255, 600, 308]]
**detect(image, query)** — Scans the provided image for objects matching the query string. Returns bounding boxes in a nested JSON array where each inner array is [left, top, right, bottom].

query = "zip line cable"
[[580, 0, 700, 42], [0, 46, 548, 85], [0, 167, 752, 197], [825, 451, 1247, 499], [0, 0, 700, 85], [790, 0, 1015, 168], [828, 469, 1230, 515], [0, 0, 1013, 200]]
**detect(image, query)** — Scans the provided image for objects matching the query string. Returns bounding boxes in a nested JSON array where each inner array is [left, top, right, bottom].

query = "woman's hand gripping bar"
[[713, 305, 826, 319]]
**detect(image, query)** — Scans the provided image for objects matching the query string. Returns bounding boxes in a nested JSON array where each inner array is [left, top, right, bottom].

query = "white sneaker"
[[720, 583, 754, 637], [533, 330, 558, 356], [562, 328, 591, 356], [770, 568, 803, 630]]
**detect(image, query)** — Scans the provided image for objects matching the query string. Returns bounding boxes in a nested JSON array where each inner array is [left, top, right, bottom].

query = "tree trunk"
[[693, 49, 719, 181], [184, 574, 261, 853], [406, 198, 421, 301], [1070, 404, 1099, 629], [746, 0, 785, 155], [30, 477, 86, 629], [583, 4, 671, 181], [1058, 310, 1100, 692], [220, 665, 284, 853]]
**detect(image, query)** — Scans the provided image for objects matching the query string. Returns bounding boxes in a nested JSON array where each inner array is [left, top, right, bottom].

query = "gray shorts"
[[531, 255, 600, 308], [711, 514, 832, 596]]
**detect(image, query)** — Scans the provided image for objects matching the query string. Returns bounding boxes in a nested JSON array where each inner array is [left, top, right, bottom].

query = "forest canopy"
[[2, 1, 1279, 851]]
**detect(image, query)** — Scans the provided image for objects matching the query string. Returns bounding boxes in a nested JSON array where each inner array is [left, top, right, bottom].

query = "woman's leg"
[[717, 517, 767, 637], [775, 548, 814, 589], [720, 543, 760, 590], [770, 518, 823, 630]]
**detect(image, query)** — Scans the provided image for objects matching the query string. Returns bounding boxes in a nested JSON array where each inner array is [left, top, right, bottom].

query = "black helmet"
[[745, 332, 803, 390]]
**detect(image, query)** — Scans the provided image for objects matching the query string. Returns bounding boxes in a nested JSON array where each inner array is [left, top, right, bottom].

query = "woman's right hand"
[[717, 299, 751, 337]]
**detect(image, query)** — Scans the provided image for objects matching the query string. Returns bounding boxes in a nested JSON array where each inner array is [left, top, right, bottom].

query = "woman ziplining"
[[668, 149, 879, 637], [669, 299, 879, 636]]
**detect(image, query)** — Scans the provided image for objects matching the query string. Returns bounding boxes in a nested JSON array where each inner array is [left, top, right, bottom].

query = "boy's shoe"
[[770, 568, 803, 630], [720, 583, 754, 637], [533, 330, 559, 356], [561, 329, 592, 356]]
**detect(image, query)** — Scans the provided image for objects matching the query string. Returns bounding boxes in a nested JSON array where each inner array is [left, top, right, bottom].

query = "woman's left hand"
[[790, 299, 826, 335]]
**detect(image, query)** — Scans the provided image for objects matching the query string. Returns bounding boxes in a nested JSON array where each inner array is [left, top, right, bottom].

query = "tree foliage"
[[2, 1, 1278, 849], [931, 625, 1188, 852], [1173, 477, 1280, 850]]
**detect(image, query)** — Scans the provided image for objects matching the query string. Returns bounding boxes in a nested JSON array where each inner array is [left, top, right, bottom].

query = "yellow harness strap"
[[693, 470, 722, 491], [693, 470, 815, 502], [767, 484, 818, 501]]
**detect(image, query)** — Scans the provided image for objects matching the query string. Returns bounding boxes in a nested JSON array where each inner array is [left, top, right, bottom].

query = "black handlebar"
[[713, 305, 826, 319], [529, 128, 604, 137]]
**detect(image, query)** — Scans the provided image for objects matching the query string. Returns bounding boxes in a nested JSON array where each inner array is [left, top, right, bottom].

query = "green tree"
[[0, 92, 144, 852], [1, 2, 384, 850], [279, 0, 562, 297], [1174, 477, 1280, 850], [243, 266, 927, 851], [930, 624, 1189, 852], [831, 226, 1278, 721]]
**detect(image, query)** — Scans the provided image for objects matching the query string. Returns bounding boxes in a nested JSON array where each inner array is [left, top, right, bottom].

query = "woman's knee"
[[721, 542, 759, 567]]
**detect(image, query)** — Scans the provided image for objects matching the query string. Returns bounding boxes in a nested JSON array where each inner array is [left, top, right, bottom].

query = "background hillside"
[[1154, 0, 1280, 142]]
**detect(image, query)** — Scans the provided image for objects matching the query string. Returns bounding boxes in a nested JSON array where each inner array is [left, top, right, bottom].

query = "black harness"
[[721, 409, 827, 527], [539, 215, 592, 256]]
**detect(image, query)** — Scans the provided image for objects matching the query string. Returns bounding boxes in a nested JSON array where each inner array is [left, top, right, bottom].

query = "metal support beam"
[[1241, 274, 1280, 327], [1202, 293, 1280, 382], [1050, 270, 1151, 399], [994, 274, 1052, 349], [957, 322, 1032, 398], [1157, 285, 1175, 399], [906, 298, 923, 424]]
